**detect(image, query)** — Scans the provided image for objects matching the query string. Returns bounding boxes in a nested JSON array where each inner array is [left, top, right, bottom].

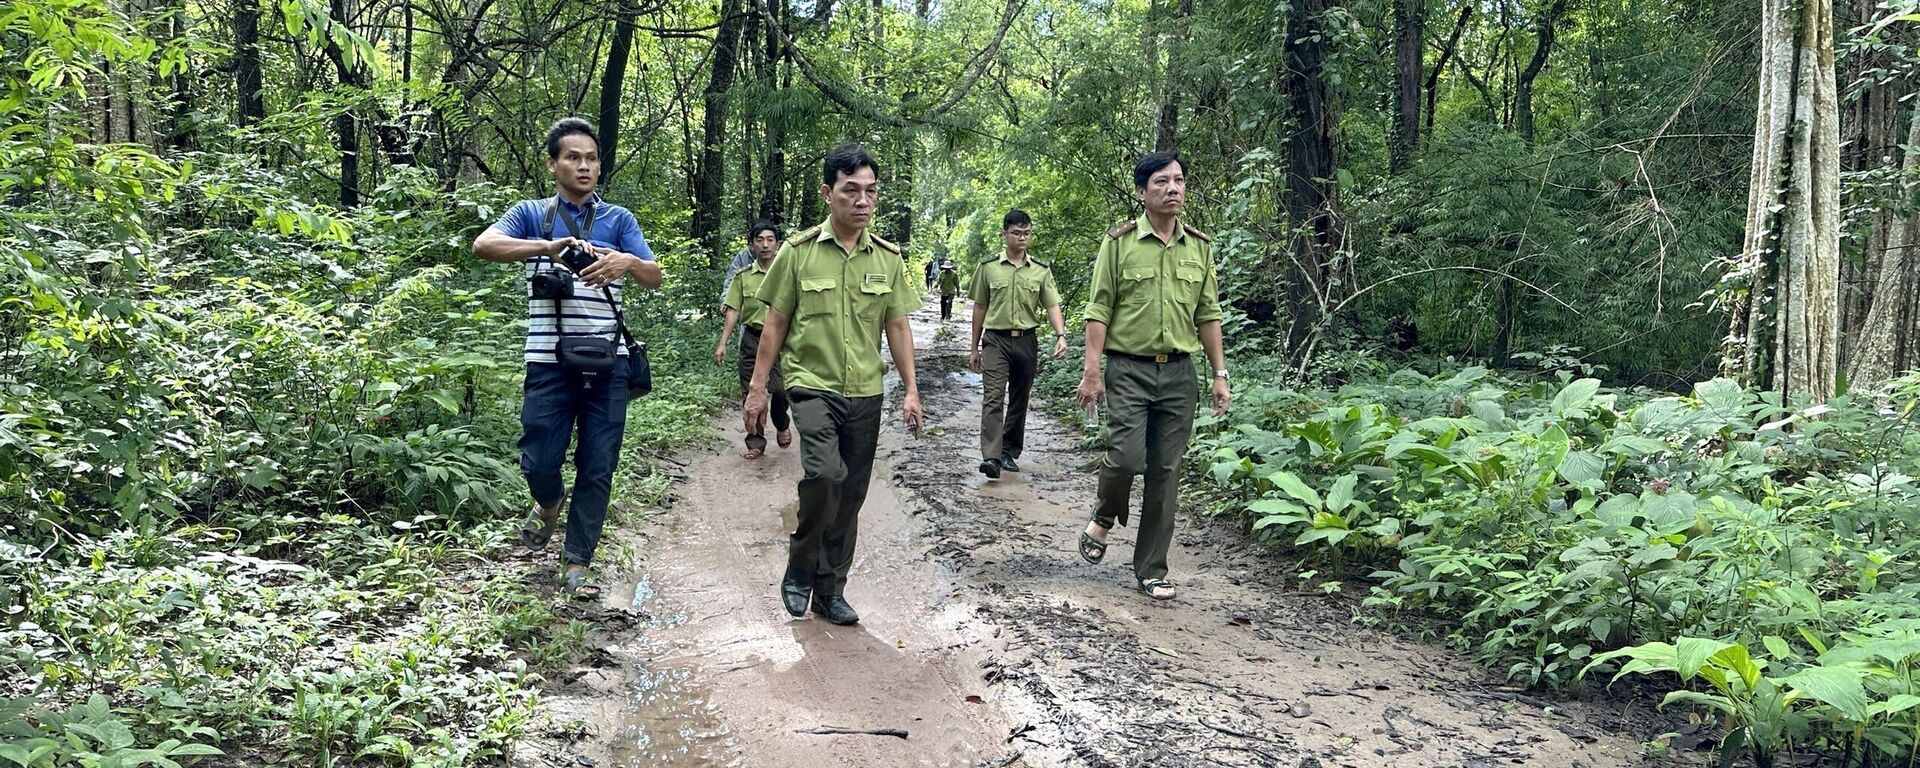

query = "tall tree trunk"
[[234, 0, 264, 125], [1725, 0, 1840, 402], [1847, 103, 1920, 388], [326, 0, 360, 208], [693, 0, 746, 264], [1389, 0, 1424, 173], [759, 0, 789, 222], [1155, 0, 1195, 151], [1281, 0, 1345, 357], [1425, 4, 1472, 133], [1513, 0, 1567, 146], [597, 0, 639, 186]]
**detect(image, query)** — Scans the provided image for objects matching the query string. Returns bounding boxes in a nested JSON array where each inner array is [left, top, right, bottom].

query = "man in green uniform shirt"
[[1074, 151, 1230, 601], [937, 259, 961, 321], [714, 220, 791, 459], [968, 209, 1067, 479], [746, 143, 925, 625]]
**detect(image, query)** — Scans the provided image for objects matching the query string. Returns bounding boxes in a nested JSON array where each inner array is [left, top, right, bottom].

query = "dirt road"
[[524, 301, 1669, 768]]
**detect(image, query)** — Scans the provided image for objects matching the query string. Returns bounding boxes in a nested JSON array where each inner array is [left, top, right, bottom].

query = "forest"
[[4, 0, 1920, 762]]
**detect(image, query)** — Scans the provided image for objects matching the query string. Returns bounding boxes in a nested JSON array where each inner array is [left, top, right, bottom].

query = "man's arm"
[[715, 307, 740, 365], [1200, 319, 1229, 416], [885, 315, 923, 433], [749, 309, 789, 391], [968, 302, 988, 370]]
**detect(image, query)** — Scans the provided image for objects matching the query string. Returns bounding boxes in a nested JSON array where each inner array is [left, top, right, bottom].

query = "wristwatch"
[[1214, 369, 1230, 380]]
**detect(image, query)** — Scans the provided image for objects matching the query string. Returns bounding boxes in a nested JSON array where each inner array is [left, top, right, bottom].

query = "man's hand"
[[713, 343, 727, 366], [1210, 377, 1231, 417], [902, 389, 925, 435], [744, 383, 768, 435], [1076, 368, 1104, 417], [968, 349, 982, 372], [548, 237, 589, 258], [578, 251, 644, 288], [1052, 335, 1069, 359]]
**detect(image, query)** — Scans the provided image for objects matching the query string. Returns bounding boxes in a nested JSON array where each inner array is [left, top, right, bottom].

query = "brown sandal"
[[776, 430, 793, 448]]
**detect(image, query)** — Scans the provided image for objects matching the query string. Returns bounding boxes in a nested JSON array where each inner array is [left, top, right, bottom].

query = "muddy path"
[[523, 299, 1678, 768]]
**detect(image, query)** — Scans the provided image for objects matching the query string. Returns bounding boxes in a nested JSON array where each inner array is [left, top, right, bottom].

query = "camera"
[[529, 243, 601, 300]]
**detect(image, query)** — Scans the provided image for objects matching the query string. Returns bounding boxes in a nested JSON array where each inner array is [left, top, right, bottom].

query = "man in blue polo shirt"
[[471, 117, 664, 599]]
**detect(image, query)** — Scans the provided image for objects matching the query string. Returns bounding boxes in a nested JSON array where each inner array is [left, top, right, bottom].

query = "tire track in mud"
[[524, 298, 1675, 768]]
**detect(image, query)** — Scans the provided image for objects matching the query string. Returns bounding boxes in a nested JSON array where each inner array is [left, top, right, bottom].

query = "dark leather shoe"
[[811, 594, 860, 625], [999, 455, 1020, 473], [781, 579, 811, 617], [979, 459, 1001, 479]]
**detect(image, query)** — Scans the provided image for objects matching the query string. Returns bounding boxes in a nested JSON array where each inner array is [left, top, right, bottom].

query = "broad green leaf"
[[1551, 378, 1602, 417], [1674, 637, 1736, 681], [1264, 471, 1321, 507], [1783, 665, 1871, 721], [1557, 450, 1606, 485], [1325, 474, 1358, 513]]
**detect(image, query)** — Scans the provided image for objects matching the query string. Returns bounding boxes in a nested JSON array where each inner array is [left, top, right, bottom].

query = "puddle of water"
[[586, 573, 733, 767]]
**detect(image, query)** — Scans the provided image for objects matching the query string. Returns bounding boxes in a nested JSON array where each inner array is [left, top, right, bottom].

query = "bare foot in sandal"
[[743, 447, 764, 460], [1078, 521, 1110, 564], [1139, 578, 1176, 600], [776, 430, 792, 449]]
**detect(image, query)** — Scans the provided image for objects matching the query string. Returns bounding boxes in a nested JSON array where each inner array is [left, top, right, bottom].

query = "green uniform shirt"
[[937, 268, 960, 295], [756, 221, 918, 397], [723, 258, 775, 328], [1083, 213, 1223, 356], [970, 251, 1062, 330]]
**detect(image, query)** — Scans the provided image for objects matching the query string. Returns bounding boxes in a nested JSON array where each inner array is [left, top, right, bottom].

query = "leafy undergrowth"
[[1041, 352, 1920, 765], [2, 163, 731, 766]]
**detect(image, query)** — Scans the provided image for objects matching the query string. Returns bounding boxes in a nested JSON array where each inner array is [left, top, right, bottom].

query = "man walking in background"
[[969, 209, 1067, 479], [937, 258, 961, 321], [745, 143, 925, 625], [1073, 151, 1230, 601], [715, 220, 792, 460], [471, 117, 663, 600]]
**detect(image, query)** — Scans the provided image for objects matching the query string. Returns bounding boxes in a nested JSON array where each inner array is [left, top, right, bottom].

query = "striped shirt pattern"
[[491, 195, 655, 363]]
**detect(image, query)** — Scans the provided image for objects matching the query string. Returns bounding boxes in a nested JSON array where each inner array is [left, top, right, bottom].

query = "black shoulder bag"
[[544, 199, 653, 397]]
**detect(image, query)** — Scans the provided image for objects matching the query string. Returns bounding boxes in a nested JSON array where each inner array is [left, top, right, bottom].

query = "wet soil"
[[518, 301, 1684, 768]]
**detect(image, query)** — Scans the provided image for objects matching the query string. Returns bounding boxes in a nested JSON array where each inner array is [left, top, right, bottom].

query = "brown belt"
[[1107, 350, 1189, 364]]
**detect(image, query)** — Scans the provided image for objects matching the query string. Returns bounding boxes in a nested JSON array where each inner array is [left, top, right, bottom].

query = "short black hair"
[[545, 118, 599, 159], [822, 142, 880, 187], [1132, 151, 1184, 189], [1002, 209, 1032, 229], [748, 219, 780, 240]]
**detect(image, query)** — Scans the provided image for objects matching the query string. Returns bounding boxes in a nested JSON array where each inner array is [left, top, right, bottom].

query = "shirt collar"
[[557, 193, 601, 216], [812, 219, 872, 253], [1134, 212, 1184, 244], [996, 250, 1032, 267], [748, 257, 774, 274]]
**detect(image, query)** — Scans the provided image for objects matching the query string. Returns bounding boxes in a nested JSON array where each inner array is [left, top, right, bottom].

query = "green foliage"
[[1184, 359, 1920, 762]]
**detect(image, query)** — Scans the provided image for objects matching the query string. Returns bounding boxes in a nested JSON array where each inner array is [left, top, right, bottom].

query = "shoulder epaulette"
[[785, 226, 820, 247], [1106, 220, 1138, 239], [1181, 222, 1213, 243], [871, 233, 901, 255]]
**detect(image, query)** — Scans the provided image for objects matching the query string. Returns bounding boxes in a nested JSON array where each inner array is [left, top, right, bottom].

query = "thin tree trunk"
[[1725, 0, 1841, 401], [1514, 0, 1567, 146], [1155, 0, 1195, 151], [233, 0, 264, 125], [597, 0, 638, 187], [1389, 0, 1424, 172], [693, 0, 746, 264], [1281, 0, 1345, 357], [1425, 4, 1472, 133]]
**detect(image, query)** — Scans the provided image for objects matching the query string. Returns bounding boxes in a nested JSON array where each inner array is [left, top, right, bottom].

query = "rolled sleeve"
[[1083, 239, 1119, 325], [1195, 247, 1223, 323], [757, 245, 800, 316]]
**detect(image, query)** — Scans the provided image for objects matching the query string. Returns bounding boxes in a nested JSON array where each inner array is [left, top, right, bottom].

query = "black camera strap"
[[542, 197, 640, 354]]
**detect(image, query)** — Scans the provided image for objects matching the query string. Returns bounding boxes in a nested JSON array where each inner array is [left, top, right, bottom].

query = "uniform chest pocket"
[[856, 280, 893, 321], [1172, 262, 1205, 311], [798, 277, 838, 318], [1120, 266, 1157, 306]]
